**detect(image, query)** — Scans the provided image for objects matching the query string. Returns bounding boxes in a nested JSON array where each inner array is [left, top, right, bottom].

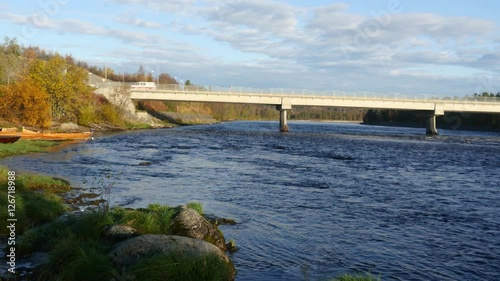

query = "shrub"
[[98, 103, 124, 127], [77, 105, 97, 127]]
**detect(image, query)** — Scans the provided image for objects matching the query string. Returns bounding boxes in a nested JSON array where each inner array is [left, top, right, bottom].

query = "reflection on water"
[[2, 121, 499, 281]]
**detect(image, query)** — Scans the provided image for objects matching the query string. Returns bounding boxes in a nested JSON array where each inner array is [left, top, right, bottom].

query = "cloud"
[[106, 0, 197, 13], [1, 12, 58, 28], [113, 14, 163, 28], [0, 1, 498, 95]]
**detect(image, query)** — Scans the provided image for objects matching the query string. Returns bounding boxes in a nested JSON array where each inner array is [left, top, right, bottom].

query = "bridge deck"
[[130, 89, 500, 114]]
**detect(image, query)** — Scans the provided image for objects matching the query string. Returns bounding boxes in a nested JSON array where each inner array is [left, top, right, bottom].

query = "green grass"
[[18, 211, 114, 255], [126, 122, 153, 130], [110, 202, 203, 235], [0, 166, 69, 234], [18, 204, 225, 281], [38, 236, 114, 281], [1, 166, 232, 281], [131, 253, 233, 281], [110, 204, 176, 234], [0, 140, 61, 158], [186, 202, 204, 215], [17, 173, 71, 193], [331, 273, 381, 281]]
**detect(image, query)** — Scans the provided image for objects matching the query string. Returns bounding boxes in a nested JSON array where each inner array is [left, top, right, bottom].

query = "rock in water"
[[171, 205, 227, 251], [108, 234, 235, 277]]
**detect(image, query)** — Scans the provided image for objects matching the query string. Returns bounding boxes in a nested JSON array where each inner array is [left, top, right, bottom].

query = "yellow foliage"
[[77, 105, 96, 127], [0, 77, 51, 128], [98, 103, 124, 126], [29, 55, 92, 122]]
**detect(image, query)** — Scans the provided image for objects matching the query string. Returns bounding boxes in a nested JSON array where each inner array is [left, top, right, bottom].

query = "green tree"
[[29, 54, 91, 122]]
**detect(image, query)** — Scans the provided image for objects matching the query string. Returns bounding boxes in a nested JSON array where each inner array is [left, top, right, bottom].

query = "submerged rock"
[[171, 206, 227, 251], [205, 214, 238, 226]]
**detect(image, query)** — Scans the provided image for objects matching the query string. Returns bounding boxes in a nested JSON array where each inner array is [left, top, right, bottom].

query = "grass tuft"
[[110, 204, 176, 234], [186, 201, 204, 215], [39, 237, 114, 281], [18, 211, 113, 255], [131, 253, 233, 281]]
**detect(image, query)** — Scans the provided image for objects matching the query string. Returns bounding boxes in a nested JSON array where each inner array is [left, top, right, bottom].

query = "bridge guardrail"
[[107, 82, 499, 103]]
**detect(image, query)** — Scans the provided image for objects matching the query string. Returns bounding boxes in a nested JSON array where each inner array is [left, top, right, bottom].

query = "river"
[[2, 121, 499, 280]]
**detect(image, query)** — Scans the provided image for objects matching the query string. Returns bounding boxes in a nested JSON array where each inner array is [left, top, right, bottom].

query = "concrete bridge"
[[127, 85, 500, 135]]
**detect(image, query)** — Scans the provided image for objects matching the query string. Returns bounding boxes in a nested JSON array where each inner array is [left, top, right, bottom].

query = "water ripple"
[[1, 121, 499, 281]]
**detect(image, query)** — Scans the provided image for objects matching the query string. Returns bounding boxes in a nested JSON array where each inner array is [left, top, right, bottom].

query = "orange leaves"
[[0, 77, 51, 128]]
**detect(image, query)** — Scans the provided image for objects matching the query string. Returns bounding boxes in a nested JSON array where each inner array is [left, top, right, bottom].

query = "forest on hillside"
[[363, 108, 500, 131], [0, 37, 129, 129]]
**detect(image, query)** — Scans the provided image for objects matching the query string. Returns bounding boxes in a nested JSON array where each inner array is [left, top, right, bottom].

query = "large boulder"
[[108, 234, 235, 278], [170, 206, 226, 251], [59, 122, 82, 132]]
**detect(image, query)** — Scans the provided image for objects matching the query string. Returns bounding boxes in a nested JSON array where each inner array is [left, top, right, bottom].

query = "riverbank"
[[0, 163, 237, 280], [0, 138, 238, 280], [0, 140, 62, 158]]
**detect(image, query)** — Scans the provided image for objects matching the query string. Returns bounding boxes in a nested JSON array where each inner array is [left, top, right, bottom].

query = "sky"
[[1, 0, 499, 97]]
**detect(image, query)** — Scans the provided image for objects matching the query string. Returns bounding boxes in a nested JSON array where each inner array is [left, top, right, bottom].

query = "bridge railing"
[[149, 84, 500, 103]]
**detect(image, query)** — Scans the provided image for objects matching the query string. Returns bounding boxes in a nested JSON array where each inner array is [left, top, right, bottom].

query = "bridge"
[[128, 85, 500, 135]]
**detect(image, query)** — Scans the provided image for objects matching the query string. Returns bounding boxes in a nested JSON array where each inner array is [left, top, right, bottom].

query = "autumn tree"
[[29, 54, 92, 122], [0, 37, 22, 84], [0, 77, 51, 128], [158, 73, 176, 84], [137, 65, 146, 81]]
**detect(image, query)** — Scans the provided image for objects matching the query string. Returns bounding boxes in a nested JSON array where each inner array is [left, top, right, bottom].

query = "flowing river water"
[[1, 121, 499, 280]]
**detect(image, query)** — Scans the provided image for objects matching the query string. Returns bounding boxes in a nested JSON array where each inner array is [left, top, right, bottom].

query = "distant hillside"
[[138, 100, 366, 122], [363, 109, 500, 131]]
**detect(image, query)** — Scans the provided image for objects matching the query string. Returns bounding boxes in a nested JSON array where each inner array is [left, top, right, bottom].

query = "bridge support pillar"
[[277, 99, 292, 132], [426, 114, 438, 136], [426, 105, 444, 135], [279, 109, 289, 132]]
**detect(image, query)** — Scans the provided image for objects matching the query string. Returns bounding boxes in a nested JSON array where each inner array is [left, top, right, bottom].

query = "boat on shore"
[[0, 135, 21, 144], [0, 128, 94, 141]]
